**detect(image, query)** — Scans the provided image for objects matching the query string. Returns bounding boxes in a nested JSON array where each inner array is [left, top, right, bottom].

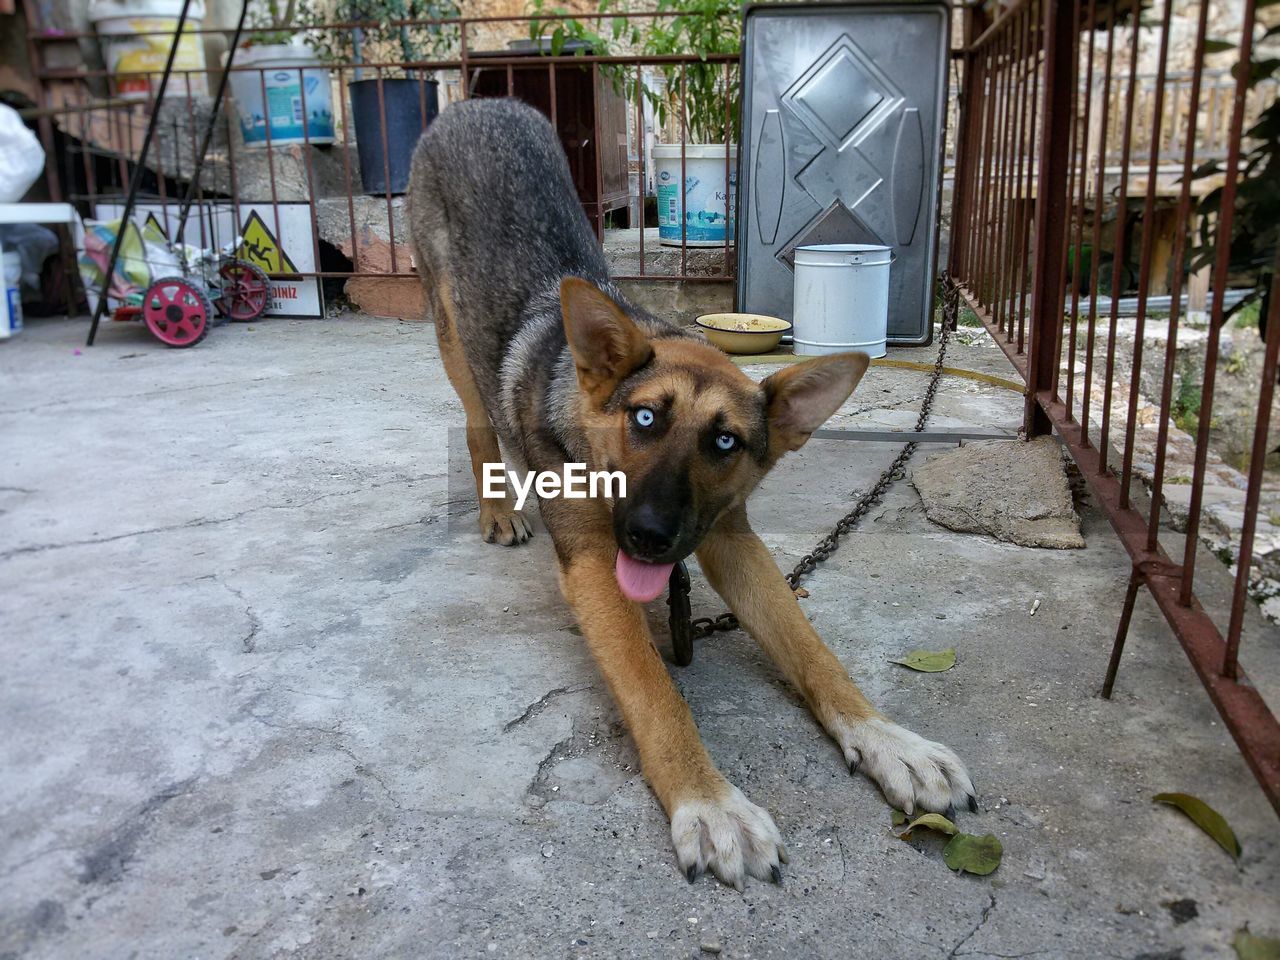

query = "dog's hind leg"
[[425, 269, 532, 546], [697, 506, 976, 817]]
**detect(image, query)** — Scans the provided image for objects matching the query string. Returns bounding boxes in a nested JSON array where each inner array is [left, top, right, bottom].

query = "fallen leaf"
[[891, 810, 907, 826], [890, 648, 956, 673], [943, 833, 1002, 875], [793, 586, 810, 598], [1153, 793, 1241, 859], [1234, 929, 1280, 960], [901, 813, 958, 836]]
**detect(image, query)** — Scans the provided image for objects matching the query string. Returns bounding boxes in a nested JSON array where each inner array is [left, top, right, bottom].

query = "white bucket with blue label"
[[1, 250, 23, 339], [652, 144, 736, 247], [226, 42, 335, 148]]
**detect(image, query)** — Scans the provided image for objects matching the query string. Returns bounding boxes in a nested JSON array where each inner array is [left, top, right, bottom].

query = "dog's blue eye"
[[633, 407, 656, 428], [715, 433, 738, 452]]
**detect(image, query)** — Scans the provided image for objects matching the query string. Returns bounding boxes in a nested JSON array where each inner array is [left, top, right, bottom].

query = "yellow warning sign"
[[143, 212, 168, 242], [237, 210, 298, 275]]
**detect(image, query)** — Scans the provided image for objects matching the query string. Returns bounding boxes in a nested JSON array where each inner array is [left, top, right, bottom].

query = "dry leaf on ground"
[[1233, 929, 1280, 960], [890, 648, 957, 672], [1153, 793, 1241, 859], [943, 833, 1003, 875]]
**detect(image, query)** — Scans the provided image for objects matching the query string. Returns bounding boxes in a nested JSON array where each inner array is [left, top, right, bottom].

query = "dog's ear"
[[560, 277, 653, 403], [763, 352, 870, 453]]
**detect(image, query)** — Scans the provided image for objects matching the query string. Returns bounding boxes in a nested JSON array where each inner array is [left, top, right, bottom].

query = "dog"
[[407, 98, 974, 890]]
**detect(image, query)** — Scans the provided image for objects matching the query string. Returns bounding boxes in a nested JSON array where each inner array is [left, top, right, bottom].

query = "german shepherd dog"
[[408, 99, 974, 889]]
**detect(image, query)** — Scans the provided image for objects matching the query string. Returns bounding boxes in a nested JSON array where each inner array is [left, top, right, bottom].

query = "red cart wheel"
[[214, 260, 270, 322], [142, 277, 211, 348]]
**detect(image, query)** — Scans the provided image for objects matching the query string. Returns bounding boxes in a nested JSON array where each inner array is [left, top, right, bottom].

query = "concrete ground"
[[1, 313, 1277, 959]]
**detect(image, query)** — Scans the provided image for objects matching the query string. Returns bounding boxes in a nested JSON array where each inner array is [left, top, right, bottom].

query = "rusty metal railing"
[[950, 0, 1280, 813], [943, 67, 1278, 172], [25, 11, 739, 311]]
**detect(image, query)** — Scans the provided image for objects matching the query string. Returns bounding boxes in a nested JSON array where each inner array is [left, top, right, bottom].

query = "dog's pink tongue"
[[615, 551, 675, 603]]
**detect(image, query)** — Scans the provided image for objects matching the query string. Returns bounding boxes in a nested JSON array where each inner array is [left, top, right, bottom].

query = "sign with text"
[[233, 205, 323, 319]]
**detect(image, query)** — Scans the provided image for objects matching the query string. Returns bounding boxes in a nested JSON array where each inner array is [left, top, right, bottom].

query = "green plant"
[[642, 0, 741, 144], [527, 0, 634, 57], [1171, 378, 1202, 434], [525, 0, 632, 98], [304, 0, 461, 70], [245, 0, 299, 46], [527, 0, 741, 144], [1232, 298, 1261, 329], [1191, 33, 1279, 336]]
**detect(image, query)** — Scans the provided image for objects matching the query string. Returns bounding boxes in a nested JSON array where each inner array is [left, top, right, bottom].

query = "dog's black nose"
[[624, 502, 677, 558]]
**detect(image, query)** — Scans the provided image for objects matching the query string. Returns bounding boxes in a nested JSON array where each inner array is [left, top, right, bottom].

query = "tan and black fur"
[[408, 99, 974, 889]]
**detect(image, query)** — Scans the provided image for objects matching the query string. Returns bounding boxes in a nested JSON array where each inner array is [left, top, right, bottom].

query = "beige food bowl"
[[694, 313, 792, 355]]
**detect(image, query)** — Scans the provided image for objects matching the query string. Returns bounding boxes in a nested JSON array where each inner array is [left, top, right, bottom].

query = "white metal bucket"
[[792, 243, 893, 358]]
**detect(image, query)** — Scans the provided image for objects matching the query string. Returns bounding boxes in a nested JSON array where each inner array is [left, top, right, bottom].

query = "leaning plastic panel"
[[737, 1, 950, 344]]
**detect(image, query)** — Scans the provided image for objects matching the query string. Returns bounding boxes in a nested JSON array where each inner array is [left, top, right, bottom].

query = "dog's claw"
[[944, 804, 957, 821], [672, 786, 785, 892], [834, 717, 976, 819], [770, 864, 783, 885], [478, 505, 533, 546], [968, 793, 979, 813]]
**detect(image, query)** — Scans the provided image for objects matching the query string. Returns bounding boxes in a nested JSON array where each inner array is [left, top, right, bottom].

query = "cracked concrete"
[[504, 685, 593, 733], [78, 779, 198, 887], [947, 893, 997, 958], [1, 315, 1278, 959], [202, 576, 261, 654]]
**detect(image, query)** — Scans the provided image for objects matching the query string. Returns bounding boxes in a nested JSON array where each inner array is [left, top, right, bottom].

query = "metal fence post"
[[1023, 0, 1077, 436], [948, 3, 987, 282]]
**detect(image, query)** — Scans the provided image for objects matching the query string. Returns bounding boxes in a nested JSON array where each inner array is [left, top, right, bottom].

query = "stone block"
[[912, 437, 1086, 549]]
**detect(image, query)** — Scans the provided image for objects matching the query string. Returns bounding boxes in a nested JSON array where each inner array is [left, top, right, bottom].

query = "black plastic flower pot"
[[348, 77, 439, 196]]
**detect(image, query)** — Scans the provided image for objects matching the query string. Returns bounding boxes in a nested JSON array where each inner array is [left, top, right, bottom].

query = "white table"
[[0, 202, 77, 225]]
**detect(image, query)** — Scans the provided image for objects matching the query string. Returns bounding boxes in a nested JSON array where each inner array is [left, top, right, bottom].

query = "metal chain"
[[688, 274, 959, 640]]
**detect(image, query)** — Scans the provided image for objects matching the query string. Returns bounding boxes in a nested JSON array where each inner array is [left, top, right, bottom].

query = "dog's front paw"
[[671, 783, 787, 890], [836, 716, 975, 816], [479, 501, 533, 545]]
